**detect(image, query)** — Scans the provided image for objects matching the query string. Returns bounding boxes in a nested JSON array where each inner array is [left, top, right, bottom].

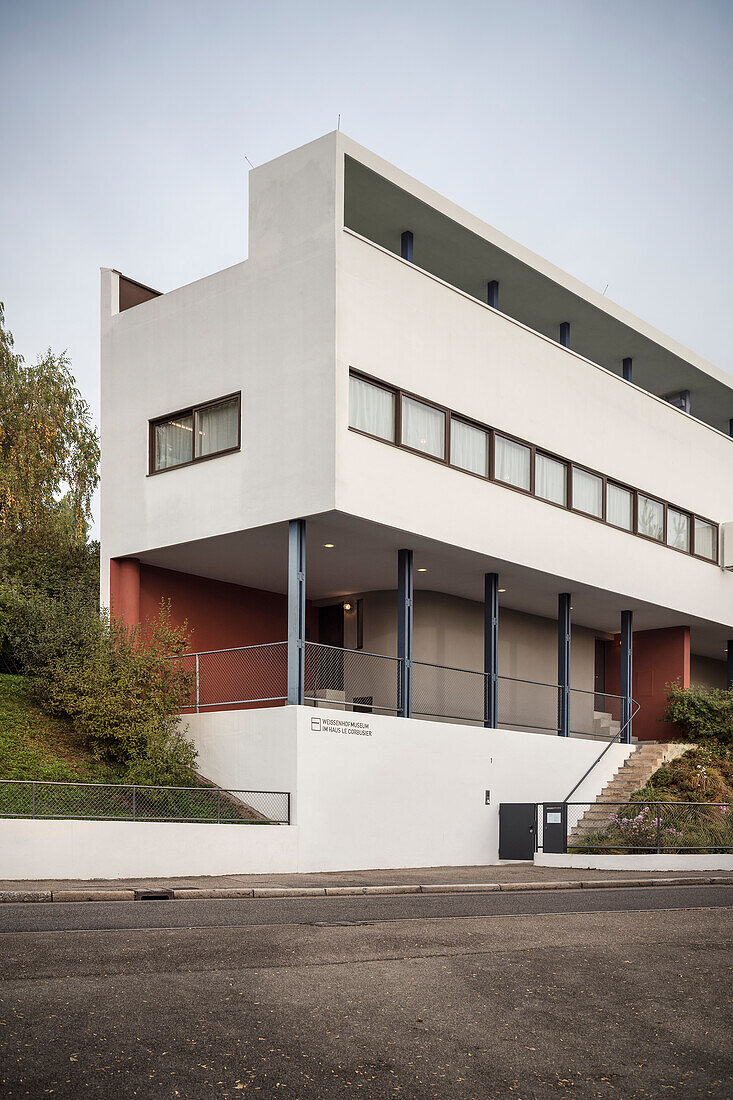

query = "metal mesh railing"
[[0, 780, 290, 824], [412, 660, 487, 724], [569, 688, 624, 739], [304, 642, 401, 714], [498, 674, 561, 734], [175, 642, 288, 711], [564, 800, 733, 853]]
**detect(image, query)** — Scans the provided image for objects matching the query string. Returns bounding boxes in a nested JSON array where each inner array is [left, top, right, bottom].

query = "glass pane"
[[572, 468, 602, 517], [495, 435, 530, 490], [401, 396, 445, 459], [694, 519, 716, 560], [196, 398, 239, 457], [638, 495, 664, 541], [450, 420, 488, 476], [535, 453, 566, 505], [606, 483, 633, 530], [349, 376, 395, 442], [666, 509, 690, 552], [154, 414, 193, 470]]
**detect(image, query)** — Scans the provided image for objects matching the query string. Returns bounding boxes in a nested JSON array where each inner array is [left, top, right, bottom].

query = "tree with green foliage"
[[0, 302, 99, 544]]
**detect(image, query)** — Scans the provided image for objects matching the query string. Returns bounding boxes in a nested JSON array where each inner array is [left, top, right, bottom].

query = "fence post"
[[132, 786, 136, 822], [217, 789, 221, 824], [195, 653, 200, 714], [32, 781, 36, 819], [656, 804, 661, 854]]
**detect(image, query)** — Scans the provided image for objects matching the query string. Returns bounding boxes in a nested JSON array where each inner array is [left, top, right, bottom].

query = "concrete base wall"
[[536, 852, 733, 872], [0, 819, 299, 881]]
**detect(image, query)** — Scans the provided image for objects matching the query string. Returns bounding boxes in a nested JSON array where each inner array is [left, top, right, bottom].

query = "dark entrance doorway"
[[498, 803, 537, 860]]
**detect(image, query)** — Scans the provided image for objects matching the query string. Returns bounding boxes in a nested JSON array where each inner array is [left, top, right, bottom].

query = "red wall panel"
[[605, 626, 690, 742]]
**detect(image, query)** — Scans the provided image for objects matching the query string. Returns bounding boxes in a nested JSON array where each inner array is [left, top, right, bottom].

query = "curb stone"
[[0, 877, 729, 903]]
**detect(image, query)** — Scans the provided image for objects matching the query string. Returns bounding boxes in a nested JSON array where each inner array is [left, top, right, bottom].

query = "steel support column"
[[557, 593, 571, 736], [727, 639, 733, 690], [287, 519, 306, 705], [559, 322, 571, 348], [623, 357, 633, 382], [621, 610, 634, 742], [397, 549, 414, 718], [401, 231, 414, 262], [484, 573, 499, 728]]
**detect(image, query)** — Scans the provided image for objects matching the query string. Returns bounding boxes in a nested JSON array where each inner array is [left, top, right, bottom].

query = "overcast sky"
[[2, 0, 731, 534]]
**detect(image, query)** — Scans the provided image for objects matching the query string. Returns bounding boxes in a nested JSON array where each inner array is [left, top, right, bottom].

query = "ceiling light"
[[417, 567, 428, 573], [343, 602, 352, 611], [323, 543, 335, 549], [498, 588, 506, 593]]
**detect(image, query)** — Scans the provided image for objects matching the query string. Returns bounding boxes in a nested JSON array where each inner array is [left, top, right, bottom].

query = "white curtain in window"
[[667, 509, 689, 551], [196, 399, 239, 457], [695, 519, 716, 560], [638, 495, 664, 541], [607, 483, 632, 530], [155, 414, 193, 470], [495, 436, 530, 490], [349, 376, 395, 441], [535, 454, 566, 504], [401, 396, 445, 459], [450, 420, 488, 476], [572, 468, 602, 517]]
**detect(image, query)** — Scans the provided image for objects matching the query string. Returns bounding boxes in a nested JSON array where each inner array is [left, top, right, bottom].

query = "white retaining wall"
[[0, 818, 299, 880], [536, 853, 733, 872], [0, 707, 634, 880]]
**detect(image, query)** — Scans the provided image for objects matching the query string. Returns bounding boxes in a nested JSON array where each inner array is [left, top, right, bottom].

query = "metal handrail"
[[306, 640, 402, 663], [564, 698, 641, 803], [178, 640, 287, 658]]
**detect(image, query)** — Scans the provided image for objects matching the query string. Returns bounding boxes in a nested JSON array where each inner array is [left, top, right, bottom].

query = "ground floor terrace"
[[108, 513, 733, 745]]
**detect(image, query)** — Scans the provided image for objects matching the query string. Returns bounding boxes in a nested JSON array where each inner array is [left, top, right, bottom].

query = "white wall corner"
[[100, 267, 120, 321]]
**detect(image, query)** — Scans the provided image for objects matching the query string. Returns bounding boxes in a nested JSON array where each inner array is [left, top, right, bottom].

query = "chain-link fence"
[[0, 780, 290, 824], [304, 642, 401, 714], [175, 642, 288, 711], [564, 800, 733, 853]]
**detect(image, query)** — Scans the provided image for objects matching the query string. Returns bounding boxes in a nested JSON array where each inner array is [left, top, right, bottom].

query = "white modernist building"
[[98, 133, 733, 871]]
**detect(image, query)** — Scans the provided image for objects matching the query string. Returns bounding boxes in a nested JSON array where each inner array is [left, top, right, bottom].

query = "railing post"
[[32, 781, 36, 819], [621, 610, 633, 742], [557, 593, 571, 736], [132, 785, 137, 822], [217, 789, 221, 824], [397, 549, 413, 718], [287, 519, 306, 706], [484, 573, 499, 728], [287, 792, 291, 825], [656, 804, 661, 854], [727, 639, 733, 691], [195, 652, 200, 714]]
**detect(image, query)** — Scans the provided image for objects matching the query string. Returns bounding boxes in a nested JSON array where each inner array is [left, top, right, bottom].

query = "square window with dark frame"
[[151, 394, 240, 473]]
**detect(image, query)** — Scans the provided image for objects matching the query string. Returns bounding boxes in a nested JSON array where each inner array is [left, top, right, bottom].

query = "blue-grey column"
[[397, 549, 414, 718], [727, 640, 733, 690], [728, 418, 732, 438], [401, 231, 414, 262], [623, 357, 633, 382], [484, 573, 499, 728], [287, 519, 306, 705], [621, 610, 634, 742], [557, 593, 571, 736], [487, 281, 499, 309], [559, 322, 571, 348]]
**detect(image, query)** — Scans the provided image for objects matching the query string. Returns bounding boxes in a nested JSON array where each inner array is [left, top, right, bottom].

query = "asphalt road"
[[1, 885, 731, 1098]]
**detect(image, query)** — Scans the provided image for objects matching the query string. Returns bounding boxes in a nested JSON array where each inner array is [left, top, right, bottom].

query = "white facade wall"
[[335, 229, 733, 632], [188, 706, 633, 872]]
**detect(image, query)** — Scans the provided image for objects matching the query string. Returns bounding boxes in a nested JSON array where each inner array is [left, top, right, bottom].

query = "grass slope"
[[0, 673, 123, 783]]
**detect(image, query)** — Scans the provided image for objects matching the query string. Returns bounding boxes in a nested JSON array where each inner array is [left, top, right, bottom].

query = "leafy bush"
[[663, 683, 733, 749], [3, 591, 197, 787]]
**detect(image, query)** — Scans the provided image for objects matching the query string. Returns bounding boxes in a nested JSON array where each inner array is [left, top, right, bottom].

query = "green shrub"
[[4, 592, 197, 787], [663, 683, 733, 750]]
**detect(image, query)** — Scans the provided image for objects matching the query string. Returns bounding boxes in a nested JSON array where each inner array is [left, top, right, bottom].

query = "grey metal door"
[[499, 803, 537, 860]]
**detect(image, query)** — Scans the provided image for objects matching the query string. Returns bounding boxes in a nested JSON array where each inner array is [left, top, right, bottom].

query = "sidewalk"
[[2, 863, 730, 901]]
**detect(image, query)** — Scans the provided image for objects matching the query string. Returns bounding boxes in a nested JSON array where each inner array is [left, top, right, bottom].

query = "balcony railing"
[[173, 642, 636, 741]]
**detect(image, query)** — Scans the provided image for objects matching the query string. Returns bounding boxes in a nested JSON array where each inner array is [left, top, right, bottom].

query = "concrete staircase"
[[593, 710, 621, 738], [569, 742, 691, 842]]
